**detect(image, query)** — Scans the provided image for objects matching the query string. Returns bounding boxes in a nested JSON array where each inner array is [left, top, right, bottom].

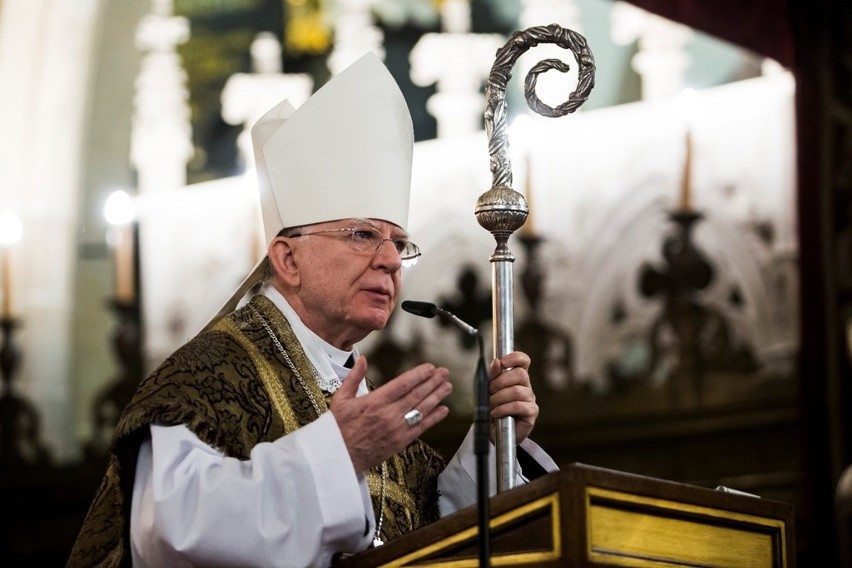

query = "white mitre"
[[205, 52, 414, 329]]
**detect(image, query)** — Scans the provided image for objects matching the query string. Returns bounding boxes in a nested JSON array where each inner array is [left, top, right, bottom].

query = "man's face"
[[275, 218, 408, 350]]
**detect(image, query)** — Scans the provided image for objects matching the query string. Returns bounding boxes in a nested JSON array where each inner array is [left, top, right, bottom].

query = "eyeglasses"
[[291, 226, 421, 266]]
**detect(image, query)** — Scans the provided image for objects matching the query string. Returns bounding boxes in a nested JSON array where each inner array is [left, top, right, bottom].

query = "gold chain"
[[249, 304, 388, 546]]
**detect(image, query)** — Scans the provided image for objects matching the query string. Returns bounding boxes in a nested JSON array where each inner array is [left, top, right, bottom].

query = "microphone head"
[[401, 300, 438, 318]]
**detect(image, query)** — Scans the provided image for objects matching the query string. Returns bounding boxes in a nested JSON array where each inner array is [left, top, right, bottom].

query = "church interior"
[[0, 0, 850, 565]]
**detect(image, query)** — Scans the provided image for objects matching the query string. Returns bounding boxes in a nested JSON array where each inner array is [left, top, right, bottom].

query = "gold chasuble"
[[67, 295, 444, 567]]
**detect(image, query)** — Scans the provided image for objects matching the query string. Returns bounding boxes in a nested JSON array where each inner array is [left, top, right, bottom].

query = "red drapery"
[[625, 0, 795, 68]]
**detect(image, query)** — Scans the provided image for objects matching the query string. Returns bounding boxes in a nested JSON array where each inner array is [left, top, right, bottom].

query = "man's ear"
[[268, 237, 300, 286]]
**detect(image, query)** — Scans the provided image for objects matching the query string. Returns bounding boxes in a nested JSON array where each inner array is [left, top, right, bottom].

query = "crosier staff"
[[475, 24, 596, 492]]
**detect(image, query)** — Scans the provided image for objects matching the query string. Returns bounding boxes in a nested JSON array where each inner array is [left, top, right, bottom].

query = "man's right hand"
[[330, 355, 452, 473]]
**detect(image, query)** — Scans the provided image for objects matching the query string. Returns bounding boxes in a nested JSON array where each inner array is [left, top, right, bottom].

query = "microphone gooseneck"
[[401, 301, 478, 337], [400, 300, 491, 568], [432, 306, 478, 337]]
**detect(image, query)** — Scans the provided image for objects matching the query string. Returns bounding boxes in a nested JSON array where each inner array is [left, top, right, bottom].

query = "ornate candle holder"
[[0, 317, 50, 470], [639, 210, 714, 405], [514, 233, 577, 396], [84, 297, 143, 459]]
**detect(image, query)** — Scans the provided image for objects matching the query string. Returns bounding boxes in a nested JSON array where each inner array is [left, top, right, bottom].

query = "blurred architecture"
[[0, 0, 849, 565]]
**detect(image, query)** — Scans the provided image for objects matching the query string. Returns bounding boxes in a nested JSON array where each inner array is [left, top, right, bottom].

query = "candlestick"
[[679, 127, 693, 211]]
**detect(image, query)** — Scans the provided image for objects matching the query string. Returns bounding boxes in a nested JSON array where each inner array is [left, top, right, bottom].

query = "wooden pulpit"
[[335, 463, 795, 567]]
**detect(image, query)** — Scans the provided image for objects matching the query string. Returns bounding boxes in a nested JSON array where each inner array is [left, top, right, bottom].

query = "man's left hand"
[[488, 351, 538, 444]]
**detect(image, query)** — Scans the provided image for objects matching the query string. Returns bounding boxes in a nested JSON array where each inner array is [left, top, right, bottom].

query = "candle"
[[1, 246, 11, 318], [676, 89, 698, 212], [114, 225, 135, 302], [104, 191, 136, 303], [0, 210, 23, 319], [522, 152, 537, 236], [511, 114, 537, 236], [679, 127, 693, 211]]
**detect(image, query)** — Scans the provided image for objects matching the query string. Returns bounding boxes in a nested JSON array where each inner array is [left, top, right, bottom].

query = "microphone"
[[400, 299, 491, 568], [401, 300, 478, 337], [400, 300, 438, 318]]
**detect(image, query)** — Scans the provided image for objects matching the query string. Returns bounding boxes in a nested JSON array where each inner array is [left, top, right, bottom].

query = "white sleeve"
[[130, 412, 374, 568], [437, 427, 559, 517]]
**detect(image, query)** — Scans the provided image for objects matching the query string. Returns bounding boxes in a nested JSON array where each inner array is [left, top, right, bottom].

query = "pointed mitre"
[[204, 52, 414, 330], [255, 52, 414, 237]]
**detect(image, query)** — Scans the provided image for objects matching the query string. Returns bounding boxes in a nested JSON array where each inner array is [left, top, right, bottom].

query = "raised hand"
[[331, 355, 453, 473]]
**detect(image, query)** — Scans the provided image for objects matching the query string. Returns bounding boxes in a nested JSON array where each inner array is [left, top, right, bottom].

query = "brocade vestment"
[[67, 294, 444, 567]]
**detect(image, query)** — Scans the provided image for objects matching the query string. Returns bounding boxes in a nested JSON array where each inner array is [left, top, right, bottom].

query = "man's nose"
[[378, 238, 398, 252], [372, 239, 403, 269]]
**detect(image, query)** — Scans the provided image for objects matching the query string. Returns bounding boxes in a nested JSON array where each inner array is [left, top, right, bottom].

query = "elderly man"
[[68, 54, 556, 568]]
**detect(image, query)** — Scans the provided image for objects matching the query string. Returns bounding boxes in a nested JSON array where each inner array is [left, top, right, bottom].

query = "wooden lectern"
[[335, 463, 795, 567]]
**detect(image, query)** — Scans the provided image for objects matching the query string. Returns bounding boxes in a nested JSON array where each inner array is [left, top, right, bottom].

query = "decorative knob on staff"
[[475, 23, 595, 492]]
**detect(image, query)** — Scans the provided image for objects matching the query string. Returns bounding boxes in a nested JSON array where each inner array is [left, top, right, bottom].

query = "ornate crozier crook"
[[475, 23, 595, 492]]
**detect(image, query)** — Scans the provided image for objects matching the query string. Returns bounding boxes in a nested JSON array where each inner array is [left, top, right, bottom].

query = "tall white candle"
[[676, 89, 698, 212], [104, 191, 136, 302], [511, 114, 537, 236], [680, 127, 693, 211], [0, 210, 23, 319], [522, 152, 537, 235], [115, 224, 135, 302], [1, 246, 11, 318]]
